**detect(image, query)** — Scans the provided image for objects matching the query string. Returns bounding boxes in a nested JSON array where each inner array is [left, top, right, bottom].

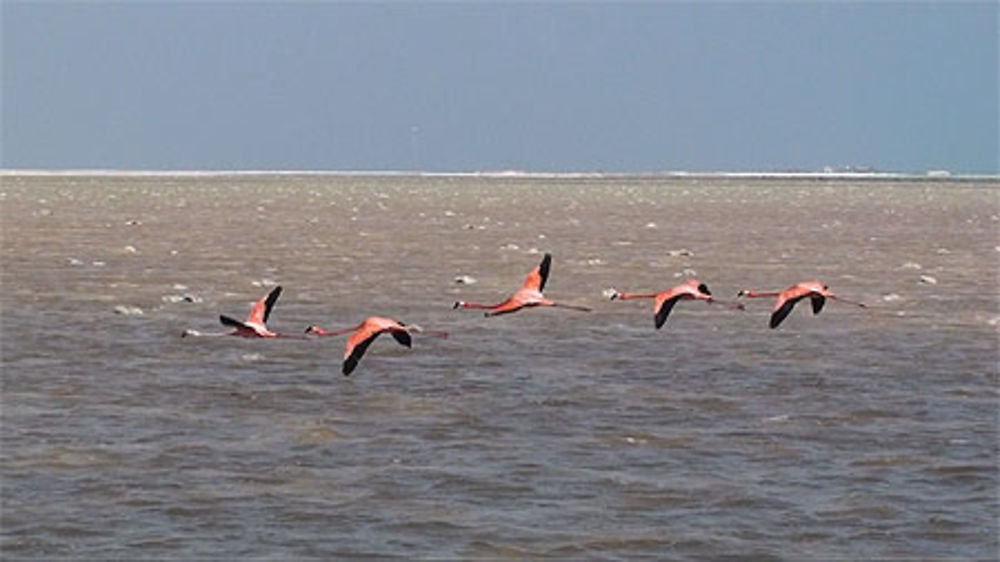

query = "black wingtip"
[[391, 330, 413, 348], [654, 298, 677, 330], [538, 253, 552, 292], [262, 285, 283, 323], [219, 314, 244, 328]]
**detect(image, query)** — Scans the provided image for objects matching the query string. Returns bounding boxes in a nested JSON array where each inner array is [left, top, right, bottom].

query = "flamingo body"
[[306, 316, 447, 376], [611, 279, 743, 329], [182, 285, 306, 339], [737, 280, 866, 329], [179, 285, 285, 338], [453, 253, 590, 317]]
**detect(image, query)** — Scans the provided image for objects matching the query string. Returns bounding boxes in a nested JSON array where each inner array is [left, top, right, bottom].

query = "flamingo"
[[737, 280, 867, 329], [452, 253, 591, 317], [183, 285, 300, 338], [305, 317, 448, 376], [608, 278, 745, 329]]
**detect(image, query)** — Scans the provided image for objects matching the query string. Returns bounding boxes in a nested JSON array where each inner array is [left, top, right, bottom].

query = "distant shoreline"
[[2, 169, 997, 182]]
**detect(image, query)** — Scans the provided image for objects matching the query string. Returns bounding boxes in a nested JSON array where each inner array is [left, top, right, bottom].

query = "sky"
[[2, 2, 997, 174]]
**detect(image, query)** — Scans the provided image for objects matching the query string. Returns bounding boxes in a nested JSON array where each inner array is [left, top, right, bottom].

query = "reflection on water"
[[2, 174, 997, 558]]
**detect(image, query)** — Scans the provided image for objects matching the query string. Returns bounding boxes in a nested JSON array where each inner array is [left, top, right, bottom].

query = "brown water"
[[2, 173, 997, 559]]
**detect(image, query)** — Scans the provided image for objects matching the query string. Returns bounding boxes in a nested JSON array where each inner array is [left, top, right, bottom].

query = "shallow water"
[[2, 174, 997, 559]]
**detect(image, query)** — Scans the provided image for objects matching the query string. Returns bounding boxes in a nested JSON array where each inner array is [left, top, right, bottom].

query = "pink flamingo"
[[453, 253, 591, 317], [737, 280, 867, 329], [183, 285, 301, 338], [306, 316, 448, 376], [608, 278, 744, 329]]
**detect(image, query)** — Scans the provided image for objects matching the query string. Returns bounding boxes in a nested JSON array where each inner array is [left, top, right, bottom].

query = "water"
[[2, 173, 997, 559]]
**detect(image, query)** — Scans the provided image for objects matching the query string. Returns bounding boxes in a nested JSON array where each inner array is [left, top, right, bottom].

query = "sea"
[[2, 172, 997, 559]]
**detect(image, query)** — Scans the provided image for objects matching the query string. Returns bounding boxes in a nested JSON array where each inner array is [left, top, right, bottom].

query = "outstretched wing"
[[220, 314, 249, 329], [770, 298, 799, 329], [343, 332, 379, 376], [248, 285, 283, 325], [810, 295, 826, 315], [654, 296, 679, 329], [390, 330, 412, 348], [521, 253, 552, 292]]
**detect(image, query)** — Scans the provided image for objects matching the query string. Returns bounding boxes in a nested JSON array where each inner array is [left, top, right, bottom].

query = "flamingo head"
[[304, 325, 323, 335], [736, 289, 748, 297], [452, 301, 465, 309], [697, 283, 711, 296]]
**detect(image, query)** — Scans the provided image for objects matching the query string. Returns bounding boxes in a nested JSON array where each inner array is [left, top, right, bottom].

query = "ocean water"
[[1, 173, 997, 559]]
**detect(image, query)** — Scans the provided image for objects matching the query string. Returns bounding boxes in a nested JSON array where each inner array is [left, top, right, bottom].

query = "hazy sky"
[[2, 2, 997, 173]]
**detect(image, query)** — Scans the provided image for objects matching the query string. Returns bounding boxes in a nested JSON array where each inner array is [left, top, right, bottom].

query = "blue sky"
[[2, 2, 997, 173]]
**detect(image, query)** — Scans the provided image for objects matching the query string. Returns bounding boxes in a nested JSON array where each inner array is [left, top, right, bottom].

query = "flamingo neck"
[[617, 292, 658, 300], [741, 290, 780, 298], [458, 301, 500, 310], [308, 325, 358, 336]]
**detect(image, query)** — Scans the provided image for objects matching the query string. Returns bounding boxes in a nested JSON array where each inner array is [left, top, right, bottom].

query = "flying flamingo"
[[737, 280, 867, 329], [608, 278, 745, 329], [453, 253, 591, 317], [305, 316, 448, 376], [183, 285, 301, 338]]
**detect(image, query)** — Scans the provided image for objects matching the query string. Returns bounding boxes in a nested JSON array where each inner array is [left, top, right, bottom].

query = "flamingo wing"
[[810, 294, 826, 314], [220, 314, 249, 329], [390, 329, 412, 348], [343, 330, 381, 376], [770, 297, 801, 329], [248, 286, 282, 324], [654, 295, 680, 329], [521, 253, 552, 292]]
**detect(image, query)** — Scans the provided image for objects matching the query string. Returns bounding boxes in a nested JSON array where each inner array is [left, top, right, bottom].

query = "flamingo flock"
[[184, 253, 868, 375]]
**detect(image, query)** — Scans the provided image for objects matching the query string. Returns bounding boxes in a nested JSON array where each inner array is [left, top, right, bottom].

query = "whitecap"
[[113, 305, 144, 316], [667, 249, 694, 257]]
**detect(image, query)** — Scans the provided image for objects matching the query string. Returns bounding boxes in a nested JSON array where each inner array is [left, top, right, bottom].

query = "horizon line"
[[2, 167, 997, 179]]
